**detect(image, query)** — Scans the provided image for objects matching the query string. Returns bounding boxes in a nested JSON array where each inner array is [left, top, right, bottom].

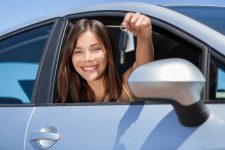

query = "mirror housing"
[[128, 58, 209, 126]]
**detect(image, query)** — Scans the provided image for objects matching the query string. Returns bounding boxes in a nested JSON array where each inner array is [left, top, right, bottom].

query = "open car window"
[[54, 12, 206, 103]]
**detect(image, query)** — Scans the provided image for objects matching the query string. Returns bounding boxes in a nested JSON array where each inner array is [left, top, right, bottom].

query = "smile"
[[81, 65, 98, 72]]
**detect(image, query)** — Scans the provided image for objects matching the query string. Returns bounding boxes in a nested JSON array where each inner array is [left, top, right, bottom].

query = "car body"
[[1, 1, 225, 149]]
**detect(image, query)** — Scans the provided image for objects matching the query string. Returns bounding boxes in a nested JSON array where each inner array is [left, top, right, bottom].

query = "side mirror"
[[128, 58, 209, 126]]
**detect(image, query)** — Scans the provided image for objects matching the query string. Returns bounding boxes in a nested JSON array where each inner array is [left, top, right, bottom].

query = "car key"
[[125, 31, 135, 53], [119, 29, 128, 64]]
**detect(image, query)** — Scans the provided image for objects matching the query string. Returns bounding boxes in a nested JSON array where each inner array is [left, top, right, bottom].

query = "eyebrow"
[[75, 43, 101, 49], [90, 43, 101, 47]]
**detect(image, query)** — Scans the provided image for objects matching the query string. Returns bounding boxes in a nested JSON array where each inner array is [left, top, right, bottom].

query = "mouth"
[[81, 65, 98, 72]]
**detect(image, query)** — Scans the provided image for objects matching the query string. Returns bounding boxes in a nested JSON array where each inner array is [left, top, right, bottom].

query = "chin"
[[84, 76, 99, 82]]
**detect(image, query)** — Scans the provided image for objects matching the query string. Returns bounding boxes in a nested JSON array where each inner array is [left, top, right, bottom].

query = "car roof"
[[1, 1, 225, 56], [1, 0, 225, 35]]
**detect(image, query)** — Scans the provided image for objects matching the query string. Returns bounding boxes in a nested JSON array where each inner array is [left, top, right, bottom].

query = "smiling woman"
[[57, 19, 122, 103], [57, 12, 154, 103]]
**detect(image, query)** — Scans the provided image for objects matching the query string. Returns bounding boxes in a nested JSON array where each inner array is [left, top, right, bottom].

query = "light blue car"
[[1, 1, 225, 149]]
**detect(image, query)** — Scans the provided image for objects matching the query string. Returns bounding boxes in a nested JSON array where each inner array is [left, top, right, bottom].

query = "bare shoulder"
[[119, 88, 130, 102], [119, 69, 136, 102]]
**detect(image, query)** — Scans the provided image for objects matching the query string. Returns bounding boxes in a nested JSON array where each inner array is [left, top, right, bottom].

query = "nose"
[[84, 51, 93, 61]]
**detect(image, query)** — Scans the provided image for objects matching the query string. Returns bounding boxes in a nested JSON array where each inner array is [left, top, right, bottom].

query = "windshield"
[[167, 6, 225, 36]]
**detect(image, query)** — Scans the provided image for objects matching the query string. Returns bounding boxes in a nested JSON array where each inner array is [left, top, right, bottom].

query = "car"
[[1, 1, 225, 149]]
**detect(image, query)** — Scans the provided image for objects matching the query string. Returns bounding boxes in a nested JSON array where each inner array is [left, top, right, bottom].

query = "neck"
[[87, 77, 106, 102]]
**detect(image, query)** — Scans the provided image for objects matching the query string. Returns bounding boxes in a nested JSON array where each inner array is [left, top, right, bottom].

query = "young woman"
[[57, 12, 154, 103]]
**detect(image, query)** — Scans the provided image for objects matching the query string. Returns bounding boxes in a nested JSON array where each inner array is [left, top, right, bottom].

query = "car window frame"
[[32, 17, 68, 104], [206, 47, 225, 101], [48, 10, 211, 105]]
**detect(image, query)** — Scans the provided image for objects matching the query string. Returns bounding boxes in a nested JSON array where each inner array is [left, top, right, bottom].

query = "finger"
[[122, 13, 133, 29], [130, 12, 141, 29], [134, 15, 145, 31], [138, 17, 151, 34], [142, 16, 150, 27]]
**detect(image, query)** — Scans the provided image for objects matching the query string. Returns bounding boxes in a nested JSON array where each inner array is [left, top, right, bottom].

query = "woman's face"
[[72, 30, 107, 83]]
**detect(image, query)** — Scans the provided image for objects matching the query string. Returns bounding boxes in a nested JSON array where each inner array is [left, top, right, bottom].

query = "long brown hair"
[[57, 19, 122, 103]]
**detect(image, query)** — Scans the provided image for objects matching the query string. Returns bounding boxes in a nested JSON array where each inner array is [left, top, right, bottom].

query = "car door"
[[25, 4, 225, 150], [0, 21, 55, 149]]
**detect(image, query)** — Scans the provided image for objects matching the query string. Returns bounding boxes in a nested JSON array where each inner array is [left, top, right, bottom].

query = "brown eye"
[[94, 48, 101, 51], [75, 51, 81, 54], [73, 49, 82, 55], [91, 47, 101, 52], [90, 43, 102, 52]]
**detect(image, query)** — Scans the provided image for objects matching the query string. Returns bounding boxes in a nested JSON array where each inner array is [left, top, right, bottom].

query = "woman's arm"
[[123, 12, 154, 80], [120, 12, 154, 101], [123, 12, 154, 70]]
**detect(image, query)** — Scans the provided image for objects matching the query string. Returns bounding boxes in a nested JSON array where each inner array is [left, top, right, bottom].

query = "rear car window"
[[0, 24, 53, 104]]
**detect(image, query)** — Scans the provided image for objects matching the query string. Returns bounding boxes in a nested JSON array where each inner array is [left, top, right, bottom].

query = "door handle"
[[30, 126, 60, 149]]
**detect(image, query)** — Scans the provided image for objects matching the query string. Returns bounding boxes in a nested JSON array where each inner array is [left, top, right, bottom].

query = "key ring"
[[120, 26, 127, 32], [120, 26, 131, 34]]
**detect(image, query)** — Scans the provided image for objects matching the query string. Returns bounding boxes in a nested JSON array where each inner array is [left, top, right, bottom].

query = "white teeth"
[[82, 66, 97, 71]]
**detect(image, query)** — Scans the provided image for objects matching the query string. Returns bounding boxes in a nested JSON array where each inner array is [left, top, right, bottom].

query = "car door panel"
[[25, 104, 225, 149], [25, 104, 176, 149], [0, 107, 34, 149], [178, 104, 225, 149]]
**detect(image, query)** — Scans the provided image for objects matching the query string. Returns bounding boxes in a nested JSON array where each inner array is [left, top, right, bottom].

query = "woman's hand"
[[122, 12, 152, 39]]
